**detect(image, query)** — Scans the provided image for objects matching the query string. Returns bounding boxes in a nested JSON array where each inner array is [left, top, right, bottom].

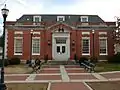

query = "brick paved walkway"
[[4, 65, 120, 90]]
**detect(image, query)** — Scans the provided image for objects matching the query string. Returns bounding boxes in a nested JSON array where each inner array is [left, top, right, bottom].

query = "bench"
[[80, 60, 96, 72], [26, 59, 42, 73]]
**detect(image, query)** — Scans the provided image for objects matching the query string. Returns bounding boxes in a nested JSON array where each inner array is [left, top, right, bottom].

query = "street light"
[[92, 29, 95, 58], [1, 4, 9, 90], [30, 30, 33, 63]]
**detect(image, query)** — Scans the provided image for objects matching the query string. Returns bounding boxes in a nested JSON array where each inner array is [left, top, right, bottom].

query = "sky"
[[0, 0, 120, 35]]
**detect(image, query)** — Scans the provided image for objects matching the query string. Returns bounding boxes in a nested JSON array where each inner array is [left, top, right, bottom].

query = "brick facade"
[[6, 14, 116, 60]]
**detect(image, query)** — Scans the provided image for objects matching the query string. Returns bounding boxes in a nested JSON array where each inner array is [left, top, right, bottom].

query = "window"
[[56, 38, 66, 44], [80, 16, 88, 22], [33, 16, 41, 22], [99, 38, 107, 55], [82, 38, 90, 55], [57, 46, 60, 53], [57, 16, 65, 22], [32, 38, 40, 55], [62, 46, 65, 53], [14, 37, 23, 55]]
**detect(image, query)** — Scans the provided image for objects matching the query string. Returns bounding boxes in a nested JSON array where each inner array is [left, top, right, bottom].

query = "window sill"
[[99, 54, 108, 55], [14, 53, 22, 55], [82, 54, 90, 55], [32, 53, 40, 55]]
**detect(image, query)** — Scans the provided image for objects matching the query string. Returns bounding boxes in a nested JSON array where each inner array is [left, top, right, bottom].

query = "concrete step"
[[46, 60, 76, 65]]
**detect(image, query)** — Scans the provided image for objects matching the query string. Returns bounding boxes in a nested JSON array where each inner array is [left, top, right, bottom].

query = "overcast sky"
[[0, 0, 120, 35]]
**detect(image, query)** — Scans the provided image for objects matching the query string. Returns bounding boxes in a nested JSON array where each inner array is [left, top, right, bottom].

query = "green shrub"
[[44, 55, 48, 63], [0, 59, 9, 67], [108, 53, 120, 63], [79, 56, 88, 62], [90, 56, 98, 63], [4, 59, 9, 66], [9, 57, 21, 65]]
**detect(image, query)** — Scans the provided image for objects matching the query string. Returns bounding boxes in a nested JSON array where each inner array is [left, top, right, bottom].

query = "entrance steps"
[[46, 60, 76, 65]]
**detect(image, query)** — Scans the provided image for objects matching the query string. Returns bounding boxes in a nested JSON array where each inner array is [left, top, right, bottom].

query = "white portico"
[[52, 29, 70, 61]]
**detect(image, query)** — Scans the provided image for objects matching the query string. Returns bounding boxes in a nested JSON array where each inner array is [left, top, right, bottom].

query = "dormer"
[[33, 16, 41, 22], [57, 16, 65, 22], [80, 16, 88, 22]]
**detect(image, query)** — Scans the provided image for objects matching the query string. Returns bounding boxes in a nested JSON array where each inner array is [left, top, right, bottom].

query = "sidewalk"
[[4, 64, 120, 90]]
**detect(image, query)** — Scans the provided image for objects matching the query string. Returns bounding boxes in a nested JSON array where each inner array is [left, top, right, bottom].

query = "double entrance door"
[[53, 37, 70, 61]]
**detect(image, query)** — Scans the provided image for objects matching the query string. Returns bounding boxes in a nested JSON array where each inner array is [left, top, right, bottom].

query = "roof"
[[16, 14, 105, 23]]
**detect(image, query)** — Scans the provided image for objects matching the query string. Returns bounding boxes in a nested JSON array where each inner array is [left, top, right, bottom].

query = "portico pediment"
[[47, 23, 74, 33]]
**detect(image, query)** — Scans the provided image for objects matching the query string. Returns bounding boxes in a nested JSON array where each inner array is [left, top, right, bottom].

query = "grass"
[[5, 64, 33, 74], [6, 83, 48, 90], [95, 61, 120, 72]]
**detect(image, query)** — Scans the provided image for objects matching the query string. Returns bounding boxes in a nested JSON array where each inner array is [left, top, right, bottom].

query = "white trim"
[[52, 32, 70, 61], [32, 37, 40, 55], [82, 38, 90, 55], [82, 37, 90, 39], [33, 16, 41, 22], [99, 32, 107, 35], [99, 38, 108, 55], [99, 54, 108, 55], [82, 54, 90, 55], [80, 16, 88, 22], [14, 53, 22, 55], [82, 32, 90, 35], [57, 16, 65, 21], [14, 37, 23, 39], [99, 37, 107, 39], [14, 37, 23, 55], [32, 53, 40, 55], [32, 37, 40, 39], [14, 31, 23, 34], [33, 32, 40, 35]]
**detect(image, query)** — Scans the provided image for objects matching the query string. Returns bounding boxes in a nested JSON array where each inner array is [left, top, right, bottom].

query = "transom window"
[[80, 16, 88, 22], [99, 38, 107, 55], [82, 38, 90, 55], [32, 38, 40, 55], [57, 16, 65, 22], [14, 37, 23, 55], [33, 16, 41, 22], [56, 38, 66, 44]]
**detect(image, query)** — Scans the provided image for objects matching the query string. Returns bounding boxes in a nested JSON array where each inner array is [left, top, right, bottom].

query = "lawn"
[[4, 64, 33, 74], [6, 83, 48, 90], [95, 61, 120, 72]]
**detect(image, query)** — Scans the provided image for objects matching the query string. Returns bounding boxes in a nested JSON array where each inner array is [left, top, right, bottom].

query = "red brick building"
[[5, 14, 116, 61]]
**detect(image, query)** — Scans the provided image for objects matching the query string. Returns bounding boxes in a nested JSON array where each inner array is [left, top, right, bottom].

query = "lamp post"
[[92, 30, 95, 58], [30, 30, 33, 62], [1, 4, 9, 90]]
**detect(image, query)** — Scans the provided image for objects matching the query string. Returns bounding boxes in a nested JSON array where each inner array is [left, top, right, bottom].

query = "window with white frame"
[[99, 38, 107, 55], [57, 16, 65, 22], [33, 16, 41, 22], [32, 37, 40, 55], [14, 37, 23, 55], [82, 38, 90, 55], [80, 16, 88, 22]]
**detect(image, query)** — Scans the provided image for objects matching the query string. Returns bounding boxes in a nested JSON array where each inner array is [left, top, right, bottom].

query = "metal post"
[[0, 11, 7, 90], [93, 32, 94, 58], [92, 30, 95, 58], [30, 32, 33, 62]]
